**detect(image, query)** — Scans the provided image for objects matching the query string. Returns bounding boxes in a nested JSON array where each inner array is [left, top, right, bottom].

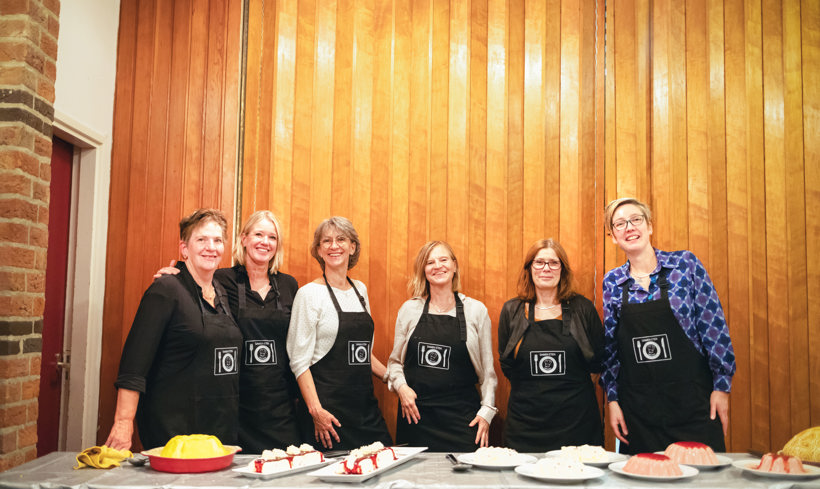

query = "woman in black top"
[[151, 210, 302, 452], [498, 239, 605, 452], [106, 209, 242, 450]]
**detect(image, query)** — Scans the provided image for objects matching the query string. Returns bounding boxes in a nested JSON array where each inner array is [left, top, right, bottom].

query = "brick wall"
[[0, 0, 60, 472]]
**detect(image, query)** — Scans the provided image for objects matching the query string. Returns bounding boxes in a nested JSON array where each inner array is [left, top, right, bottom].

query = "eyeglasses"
[[612, 215, 645, 231], [320, 236, 349, 247], [532, 259, 561, 270]]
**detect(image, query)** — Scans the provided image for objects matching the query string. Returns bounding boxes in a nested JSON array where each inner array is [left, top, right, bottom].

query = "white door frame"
[[52, 110, 110, 450]]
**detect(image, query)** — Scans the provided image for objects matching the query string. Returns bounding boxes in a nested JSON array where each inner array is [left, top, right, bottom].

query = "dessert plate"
[[515, 462, 605, 483], [233, 457, 335, 479], [608, 460, 698, 481], [308, 446, 427, 483], [732, 459, 820, 479], [652, 451, 732, 470], [545, 449, 627, 467], [457, 452, 537, 469]]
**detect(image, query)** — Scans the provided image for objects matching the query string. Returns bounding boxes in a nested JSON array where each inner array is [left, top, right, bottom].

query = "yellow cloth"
[[74, 445, 133, 469]]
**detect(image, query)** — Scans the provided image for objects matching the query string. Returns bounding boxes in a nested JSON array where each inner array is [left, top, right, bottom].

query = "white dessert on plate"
[[249, 444, 324, 474], [335, 442, 398, 475], [555, 445, 609, 463], [472, 446, 520, 465]]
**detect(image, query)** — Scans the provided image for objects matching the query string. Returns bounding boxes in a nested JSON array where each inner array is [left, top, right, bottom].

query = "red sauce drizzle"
[[636, 453, 671, 461]]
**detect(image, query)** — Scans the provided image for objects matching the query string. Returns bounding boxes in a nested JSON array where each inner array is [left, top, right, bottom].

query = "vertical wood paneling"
[[100, 0, 241, 444]]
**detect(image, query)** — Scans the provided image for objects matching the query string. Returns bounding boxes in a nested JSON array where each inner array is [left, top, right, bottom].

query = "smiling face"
[[610, 203, 653, 254], [180, 220, 225, 276], [317, 226, 356, 272], [241, 218, 278, 268], [424, 244, 457, 289], [530, 247, 562, 292]]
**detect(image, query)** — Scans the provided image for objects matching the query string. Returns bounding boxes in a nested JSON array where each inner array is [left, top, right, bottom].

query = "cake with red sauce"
[[622, 453, 683, 476], [664, 441, 719, 465], [249, 444, 324, 474], [751, 453, 807, 474], [335, 442, 397, 475]]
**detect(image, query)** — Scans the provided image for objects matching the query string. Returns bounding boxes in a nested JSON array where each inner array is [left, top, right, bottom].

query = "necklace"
[[202, 285, 216, 302], [534, 303, 560, 311], [630, 270, 653, 279], [432, 299, 454, 313]]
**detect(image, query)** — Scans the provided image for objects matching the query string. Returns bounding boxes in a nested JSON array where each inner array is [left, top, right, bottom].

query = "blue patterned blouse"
[[600, 249, 736, 402]]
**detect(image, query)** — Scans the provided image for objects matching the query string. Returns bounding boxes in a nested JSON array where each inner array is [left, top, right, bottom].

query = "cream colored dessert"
[[622, 453, 683, 476], [664, 441, 719, 465], [751, 453, 807, 474], [556, 445, 609, 463], [532, 458, 593, 477], [782, 427, 820, 463], [335, 442, 397, 475], [249, 444, 324, 473], [473, 446, 520, 465]]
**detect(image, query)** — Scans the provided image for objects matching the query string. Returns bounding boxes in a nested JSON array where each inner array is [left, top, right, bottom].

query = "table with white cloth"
[[1, 452, 818, 489]]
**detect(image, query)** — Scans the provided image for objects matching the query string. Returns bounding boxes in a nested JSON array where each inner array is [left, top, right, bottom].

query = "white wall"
[[53, 0, 121, 450]]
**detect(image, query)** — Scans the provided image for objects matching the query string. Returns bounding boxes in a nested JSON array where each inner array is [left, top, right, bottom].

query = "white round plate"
[[457, 452, 537, 469], [608, 460, 699, 481], [732, 459, 820, 479], [653, 451, 733, 470], [545, 449, 627, 467], [515, 462, 605, 483]]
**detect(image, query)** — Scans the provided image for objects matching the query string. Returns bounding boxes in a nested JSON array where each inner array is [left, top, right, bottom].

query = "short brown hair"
[[179, 208, 228, 243], [234, 210, 285, 273], [604, 197, 653, 235], [407, 241, 461, 298], [310, 216, 361, 271], [516, 239, 576, 302]]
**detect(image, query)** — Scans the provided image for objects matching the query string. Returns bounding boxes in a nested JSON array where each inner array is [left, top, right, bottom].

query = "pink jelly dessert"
[[664, 441, 719, 465], [751, 453, 807, 474], [622, 453, 683, 476]]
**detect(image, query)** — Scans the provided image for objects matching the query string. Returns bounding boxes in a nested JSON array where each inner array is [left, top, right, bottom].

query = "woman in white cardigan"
[[387, 241, 497, 451]]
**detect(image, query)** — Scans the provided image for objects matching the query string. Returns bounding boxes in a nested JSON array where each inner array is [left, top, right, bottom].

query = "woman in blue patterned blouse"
[[601, 197, 735, 454]]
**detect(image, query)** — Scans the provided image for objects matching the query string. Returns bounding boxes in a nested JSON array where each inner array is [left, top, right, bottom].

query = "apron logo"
[[348, 341, 371, 365], [245, 340, 277, 365], [632, 334, 672, 363], [417, 342, 451, 370], [530, 351, 566, 376], [214, 347, 238, 375]]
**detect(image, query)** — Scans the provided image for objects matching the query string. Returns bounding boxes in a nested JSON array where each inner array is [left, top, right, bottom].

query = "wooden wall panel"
[[606, 0, 818, 452], [99, 0, 242, 444], [243, 0, 601, 442]]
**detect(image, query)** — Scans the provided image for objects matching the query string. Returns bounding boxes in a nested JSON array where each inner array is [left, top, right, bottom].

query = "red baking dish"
[[141, 445, 242, 473]]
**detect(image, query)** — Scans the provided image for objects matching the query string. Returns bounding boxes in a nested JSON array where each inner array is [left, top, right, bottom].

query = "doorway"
[[37, 136, 73, 456]]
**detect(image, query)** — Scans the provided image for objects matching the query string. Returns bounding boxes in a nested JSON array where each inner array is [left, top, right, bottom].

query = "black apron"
[[503, 304, 603, 452], [616, 271, 725, 453], [236, 277, 301, 453], [396, 295, 481, 452], [296, 277, 392, 450], [138, 287, 242, 448]]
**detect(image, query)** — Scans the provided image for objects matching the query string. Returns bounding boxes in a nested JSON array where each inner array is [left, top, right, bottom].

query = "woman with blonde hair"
[[387, 241, 497, 451], [498, 239, 604, 452], [601, 197, 735, 453]]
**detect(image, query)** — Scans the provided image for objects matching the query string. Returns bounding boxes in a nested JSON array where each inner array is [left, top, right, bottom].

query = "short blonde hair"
[[234, 210, 285, 273], [516, 239, 576, 302], [604, 197, 653, 235], [179, 208, 228, 243], [408, 241, 461, 298], [310, 216, 361, 271]]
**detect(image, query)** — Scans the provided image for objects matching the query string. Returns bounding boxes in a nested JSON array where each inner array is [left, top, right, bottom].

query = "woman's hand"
[[710, 391, 730, 435], [607, 401, 629, 445], [397, 385, 420, 424], [153, 260, 179, 278], [311, 406, 342, 449], [104, 418, 134, 450], [469, 416, 490, 447]]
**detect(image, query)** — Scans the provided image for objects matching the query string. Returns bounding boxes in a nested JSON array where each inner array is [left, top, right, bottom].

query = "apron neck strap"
[[621, 268, 670, 303], [238, 275, 283, 311], [323, 274, 368, 312], [422, 293, 467, 341]]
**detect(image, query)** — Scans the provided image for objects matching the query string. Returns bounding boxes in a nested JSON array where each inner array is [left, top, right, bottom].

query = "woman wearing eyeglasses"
[[387, 241, 497, 451], [497, 239, 604, 452], [601, 198, 735, 454], [287, 217, 391, 450]]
